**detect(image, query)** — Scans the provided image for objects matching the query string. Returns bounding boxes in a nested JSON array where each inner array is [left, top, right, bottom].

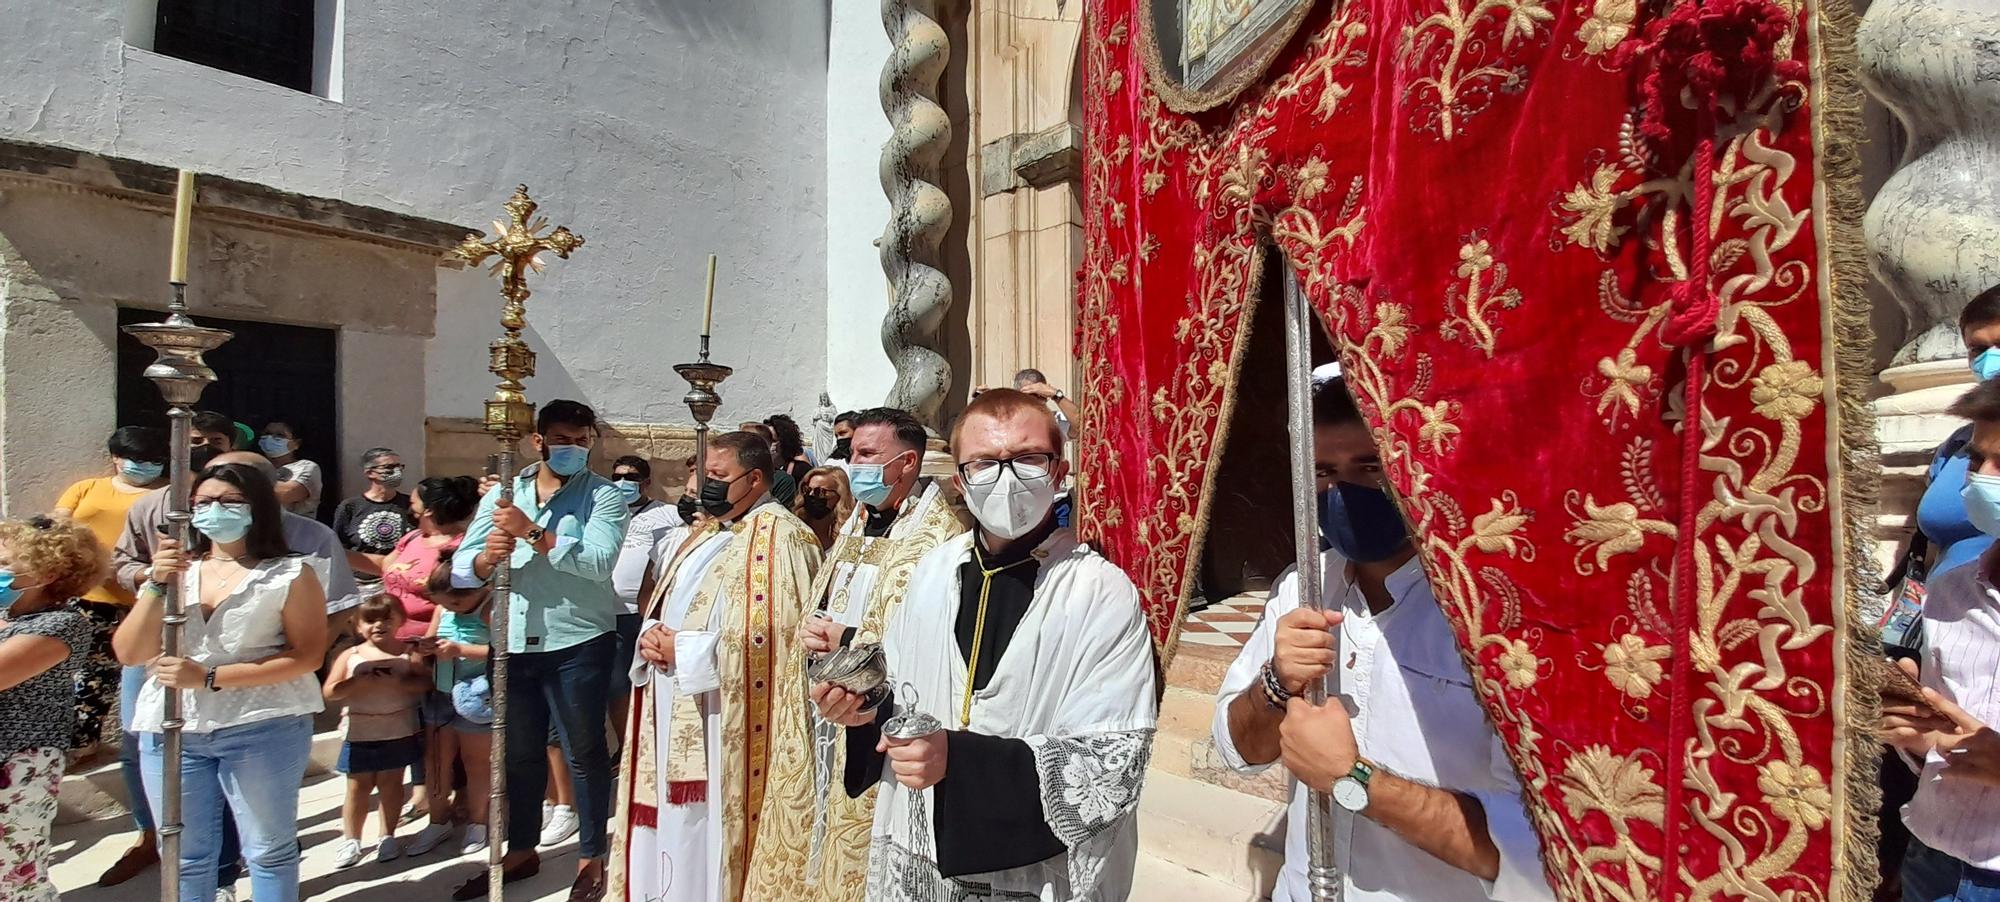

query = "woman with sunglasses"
[[794, 464, 854, 551], [115, 462, 329, 902], [0, 515, 107, 901]]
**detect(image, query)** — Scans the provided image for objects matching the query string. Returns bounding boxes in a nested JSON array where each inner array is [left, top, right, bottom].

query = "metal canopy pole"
[[1281, 260, 1342, 901], [452, 186, 584, 901]]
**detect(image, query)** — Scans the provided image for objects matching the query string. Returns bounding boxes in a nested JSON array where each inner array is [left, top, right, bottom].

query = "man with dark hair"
[[831, 411, 860, 461], [814, 388, 1153, 900], [746, 406, 970, 899], [1880, 378, 2000, 899], [451, 398, 629, 900], [608, 453, 677, 748], [333, 447, 415, 599], [1210, 377, 1551, 902], [611, 431, 821, 902], [190, 410, 237, 451]]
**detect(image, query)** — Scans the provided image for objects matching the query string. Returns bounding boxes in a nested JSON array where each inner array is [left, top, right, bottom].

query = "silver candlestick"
[[123, 281, 232, 902], [675, 334, 733, 491]]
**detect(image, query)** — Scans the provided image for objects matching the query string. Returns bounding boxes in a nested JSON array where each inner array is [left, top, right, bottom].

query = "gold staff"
[[123, 169, 233, 902], [453, 185, 583, 901]]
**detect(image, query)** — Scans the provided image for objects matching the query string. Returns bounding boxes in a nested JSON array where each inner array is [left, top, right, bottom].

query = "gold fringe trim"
[[1811, 0, 1885, 896], [1158, 240, 1272, 668], [1136, 0, 1317, 114]]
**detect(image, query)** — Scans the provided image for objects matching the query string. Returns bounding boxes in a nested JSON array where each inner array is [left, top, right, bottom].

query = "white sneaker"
[[332, 837, 363, 869], [215, 889, 236, 902], [406, 822, 453, 856], [538, 804, 579, 847], [462, 824, 490, 856], [378, 836, 403, 862]]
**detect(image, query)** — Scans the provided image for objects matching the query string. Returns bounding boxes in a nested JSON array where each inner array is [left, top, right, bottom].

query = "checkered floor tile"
[[1178, 594, 1268, 648]]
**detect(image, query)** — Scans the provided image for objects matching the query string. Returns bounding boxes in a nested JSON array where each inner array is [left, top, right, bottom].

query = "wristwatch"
[[203, 666, 221, 693], [1332, 759, 1375, 812], [1053, 389, 1067, 402], [524, 526, 547, 545]]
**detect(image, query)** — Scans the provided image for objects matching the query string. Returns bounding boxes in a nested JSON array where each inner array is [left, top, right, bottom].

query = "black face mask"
[[801, 494, 834, 521], [831, 437, 852, 460], [699, 476, 739, 518], [676, 495, 699, 523]]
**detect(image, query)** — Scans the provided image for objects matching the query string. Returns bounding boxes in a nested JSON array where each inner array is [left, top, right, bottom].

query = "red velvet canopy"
[[1074, 0, 1878, 898]]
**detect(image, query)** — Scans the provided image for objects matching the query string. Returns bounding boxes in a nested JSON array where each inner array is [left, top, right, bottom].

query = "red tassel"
[[668, 781, 707, 806], [632, 803, 658, 829]]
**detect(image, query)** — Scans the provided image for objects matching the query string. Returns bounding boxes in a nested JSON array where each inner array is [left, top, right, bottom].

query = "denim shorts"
[[338, 736, 421, 775]]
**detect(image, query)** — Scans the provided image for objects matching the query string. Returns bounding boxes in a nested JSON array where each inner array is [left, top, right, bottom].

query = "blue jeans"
[[122, 667, 241, 880], [141, 715, 313, 902], [506, 632, 615, 858], [1905, 838, 2000, 901]]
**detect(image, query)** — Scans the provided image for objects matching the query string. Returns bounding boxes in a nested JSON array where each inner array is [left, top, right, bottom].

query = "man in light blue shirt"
[[449, 399, 629, 901]]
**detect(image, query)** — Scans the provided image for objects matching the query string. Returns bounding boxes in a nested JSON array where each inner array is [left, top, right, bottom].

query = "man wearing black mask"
[[1210, 378, 1553, 902], [611, 432, 820, 902], [830, 410, 859, 461]]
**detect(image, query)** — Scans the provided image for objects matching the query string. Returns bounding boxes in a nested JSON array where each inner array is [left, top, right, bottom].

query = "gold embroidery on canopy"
[[1398, 0, 1554, 140]]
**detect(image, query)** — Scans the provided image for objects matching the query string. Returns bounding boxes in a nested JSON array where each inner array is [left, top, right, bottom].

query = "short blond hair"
[[0, 516, 109, 601], [949, 388, 1065, 455]]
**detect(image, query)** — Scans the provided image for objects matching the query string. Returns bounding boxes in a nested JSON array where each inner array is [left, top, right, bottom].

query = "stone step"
[[1138, 767, 1286, 899], [56, 729, 345, 827]]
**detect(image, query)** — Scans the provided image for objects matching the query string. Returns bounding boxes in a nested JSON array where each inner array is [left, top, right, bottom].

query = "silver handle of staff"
[[1281, 263, 1343, 902], [488, 448, 516, 901]]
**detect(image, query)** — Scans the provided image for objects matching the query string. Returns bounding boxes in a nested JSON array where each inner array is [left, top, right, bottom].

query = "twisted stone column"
[[1861, 0, 2000, 579], [879, 0, 954, 426]]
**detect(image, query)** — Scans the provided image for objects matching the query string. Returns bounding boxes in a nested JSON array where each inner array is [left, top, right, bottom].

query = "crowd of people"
[[2, 349, 1997, 902]]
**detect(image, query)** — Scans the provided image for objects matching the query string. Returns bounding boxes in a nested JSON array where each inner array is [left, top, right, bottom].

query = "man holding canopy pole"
[[1211, 376, 1553, 902]]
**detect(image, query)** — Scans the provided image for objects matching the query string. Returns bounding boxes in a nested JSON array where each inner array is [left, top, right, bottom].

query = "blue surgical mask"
[[120, 459, 165, 483], [1975, 349, 2000, 382], [0, 569, 32, 616], [616, 480, 643, 504], [1320, 482, 1411, 563], [847, 452, 908, 509], [191, 502, 254, 544], [1963, 472, 2000, 538], [257, 435, 293, 457], [545, 443, 590, 477]]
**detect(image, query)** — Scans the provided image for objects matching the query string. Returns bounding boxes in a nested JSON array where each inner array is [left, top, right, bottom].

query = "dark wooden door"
[[116, 308, 340, 521]]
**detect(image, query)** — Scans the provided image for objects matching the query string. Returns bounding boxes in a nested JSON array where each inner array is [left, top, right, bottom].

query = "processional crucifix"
[[453, 185, 584, 901]]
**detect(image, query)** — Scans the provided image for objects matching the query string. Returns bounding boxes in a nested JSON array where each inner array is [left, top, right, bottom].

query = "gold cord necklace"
[[960, 544, 1037, 729]]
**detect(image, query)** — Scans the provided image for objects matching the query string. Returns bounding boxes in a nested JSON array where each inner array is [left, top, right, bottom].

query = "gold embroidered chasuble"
[[742, 480, 970, 901], [608, 501, 821, 902]]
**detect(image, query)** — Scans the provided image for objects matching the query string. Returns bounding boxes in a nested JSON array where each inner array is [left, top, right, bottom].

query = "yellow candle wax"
[[169, 170, 195, 283], [701, 254, 718, 337]]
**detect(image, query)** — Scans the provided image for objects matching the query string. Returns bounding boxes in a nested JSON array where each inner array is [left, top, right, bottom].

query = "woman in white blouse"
[[115, 462, 328, 902]]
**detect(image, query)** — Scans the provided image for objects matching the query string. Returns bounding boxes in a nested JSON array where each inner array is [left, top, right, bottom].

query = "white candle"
[[702, 254, 718, 337], [169, 170, 195, 283]]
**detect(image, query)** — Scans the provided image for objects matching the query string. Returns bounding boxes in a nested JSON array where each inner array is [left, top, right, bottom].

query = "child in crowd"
[[323, 596, 430, 868], [413, 557, 495, 856]]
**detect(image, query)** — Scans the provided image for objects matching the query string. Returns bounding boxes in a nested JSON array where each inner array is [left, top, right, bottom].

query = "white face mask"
[[962, 465, 1057, 540]]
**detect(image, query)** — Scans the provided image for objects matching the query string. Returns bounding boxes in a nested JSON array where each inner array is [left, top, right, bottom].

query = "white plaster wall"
[[0, 0, 831, 430], [339, 329, 428, 499], [824, 0, 899, 414], [0, 242, 119, 516]]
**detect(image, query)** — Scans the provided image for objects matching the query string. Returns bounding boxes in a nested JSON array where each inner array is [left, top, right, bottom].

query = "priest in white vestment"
[[746, 407, 971, 900], [812, 390, 1156, 901], [610, 433, 822, 902]]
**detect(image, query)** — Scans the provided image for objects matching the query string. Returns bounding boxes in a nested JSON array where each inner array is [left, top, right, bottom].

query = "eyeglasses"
[[956, 453, 1055, 487], [192, 496, 251, 508], [804, 488, 840, 501]]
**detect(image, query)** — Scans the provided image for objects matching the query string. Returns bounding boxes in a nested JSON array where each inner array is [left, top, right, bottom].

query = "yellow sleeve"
[[55, 479, 90, 514]]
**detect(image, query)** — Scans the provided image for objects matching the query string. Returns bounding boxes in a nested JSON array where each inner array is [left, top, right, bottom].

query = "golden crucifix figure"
[[451, 184, 583, 902]]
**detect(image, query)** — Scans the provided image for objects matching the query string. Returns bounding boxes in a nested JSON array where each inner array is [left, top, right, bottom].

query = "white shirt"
[[1900, 560, 2000, 868], [612, 499, 683, 616], [132, 555, 325, 734], [1211, 552, 1553, 902], [276, 458, 323, 517]]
